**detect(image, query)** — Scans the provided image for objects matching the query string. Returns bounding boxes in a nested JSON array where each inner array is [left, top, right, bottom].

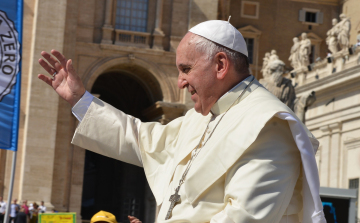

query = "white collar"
[[210, 75, 253, 116]]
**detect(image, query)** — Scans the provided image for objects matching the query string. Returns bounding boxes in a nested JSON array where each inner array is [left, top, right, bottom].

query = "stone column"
[[152, 0, 165, 50], [169, 0, 190, 52], [319, 125, 331, 187], [329, 122, 342, 187], [101, 0, 114, 44], [68, 146, 86, 223]]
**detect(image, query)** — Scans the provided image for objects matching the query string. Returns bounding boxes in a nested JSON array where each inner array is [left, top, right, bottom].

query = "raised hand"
[[38, 50, 86, 107], [127, 215, 142, 223]]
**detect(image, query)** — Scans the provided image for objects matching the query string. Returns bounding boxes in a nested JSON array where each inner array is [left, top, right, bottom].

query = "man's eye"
[[183, 68, 190, 73]]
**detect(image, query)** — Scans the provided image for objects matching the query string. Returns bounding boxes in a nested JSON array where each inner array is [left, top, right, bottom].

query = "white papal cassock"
[[71, 76, 326, 223]]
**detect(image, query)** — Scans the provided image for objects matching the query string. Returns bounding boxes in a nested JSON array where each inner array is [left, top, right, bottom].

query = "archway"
[[81, 69, 160, 223]]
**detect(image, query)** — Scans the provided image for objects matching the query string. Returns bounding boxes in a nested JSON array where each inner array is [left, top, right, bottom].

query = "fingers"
[[51, 49, 68, 72], [127, 216, 141, 223], [38, 58, 57, 76], [66, 59, 79, 80], [40, 51, 62, 71], [38, 74, 53, 86]]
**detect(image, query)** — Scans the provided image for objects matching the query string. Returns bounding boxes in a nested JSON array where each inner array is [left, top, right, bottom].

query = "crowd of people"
[[0, 197, 46, 223]]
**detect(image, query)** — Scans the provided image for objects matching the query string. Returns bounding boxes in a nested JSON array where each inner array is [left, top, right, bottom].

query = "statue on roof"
[[259, 58, 316, 123], [326, 14, 351, 53], [326, 18, 339, 54], [337, 14, 351, 51], [299, 33, 311, 67], [289, 37, 301, 70]]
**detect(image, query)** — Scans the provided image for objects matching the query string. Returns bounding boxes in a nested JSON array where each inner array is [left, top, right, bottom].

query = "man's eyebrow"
[[178, 64, 190, 68]]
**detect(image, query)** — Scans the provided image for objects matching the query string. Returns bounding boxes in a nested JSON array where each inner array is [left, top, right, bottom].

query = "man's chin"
[[194, 105, 210, 116]]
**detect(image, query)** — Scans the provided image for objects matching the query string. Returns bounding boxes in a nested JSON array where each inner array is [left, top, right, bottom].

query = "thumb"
[[66, 59, 77, 79]]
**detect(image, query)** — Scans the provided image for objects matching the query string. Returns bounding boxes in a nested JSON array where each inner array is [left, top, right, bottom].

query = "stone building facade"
[[0, 0, 358, 222], [295, 40, 360, 222]]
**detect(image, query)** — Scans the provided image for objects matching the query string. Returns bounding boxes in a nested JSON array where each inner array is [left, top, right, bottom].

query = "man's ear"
[[215, 52, 229, 80]]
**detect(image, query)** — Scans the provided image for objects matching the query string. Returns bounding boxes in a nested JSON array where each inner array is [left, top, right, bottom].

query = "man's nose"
[[177, 73, 188, 89]]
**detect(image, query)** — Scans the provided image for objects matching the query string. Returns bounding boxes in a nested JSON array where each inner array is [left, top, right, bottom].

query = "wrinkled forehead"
[[176, 33, 201, 63], [177, 33, 196, 52]]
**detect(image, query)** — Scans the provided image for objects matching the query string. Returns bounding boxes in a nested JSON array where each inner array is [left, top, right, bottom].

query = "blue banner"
[[0, 1, 23, 151]]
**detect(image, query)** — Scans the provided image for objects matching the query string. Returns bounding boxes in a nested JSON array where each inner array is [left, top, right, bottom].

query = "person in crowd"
[[14, 209, 26, 223], [29, 203, 38, 223], [0, 196, 6, 223], [20, 201, 28, 217], [38, 201, 46, 213], [355, 38, 360, 47], [9, 199, 19, 223], [90, 211, 116, 223]]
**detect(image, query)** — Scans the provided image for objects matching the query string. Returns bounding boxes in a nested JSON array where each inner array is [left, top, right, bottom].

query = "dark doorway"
[[81, 71, 155, 223]]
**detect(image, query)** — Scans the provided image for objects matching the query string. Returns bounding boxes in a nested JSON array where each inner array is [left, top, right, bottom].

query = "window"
[[244, 38, 254, 64], [299, 8, 323, 24], [116, 0, 149, 32], [305, 12, 316, 23], [349, 178, 359, 190], [241, 1, 259, 19]]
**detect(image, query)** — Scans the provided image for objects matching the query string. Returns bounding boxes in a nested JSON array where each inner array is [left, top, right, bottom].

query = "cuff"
[[71, 91, 94, 122]]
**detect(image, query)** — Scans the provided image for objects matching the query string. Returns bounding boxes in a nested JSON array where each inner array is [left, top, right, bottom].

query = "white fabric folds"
[[276, 113, 326, 223]]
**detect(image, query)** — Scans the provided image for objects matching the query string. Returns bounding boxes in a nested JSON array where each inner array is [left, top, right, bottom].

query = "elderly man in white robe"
[[38, 20, 326, 223]]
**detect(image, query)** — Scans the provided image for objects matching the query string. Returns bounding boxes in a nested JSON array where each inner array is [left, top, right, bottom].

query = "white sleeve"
[[71, 91, 94, 122], [72, 97, 143, 166]]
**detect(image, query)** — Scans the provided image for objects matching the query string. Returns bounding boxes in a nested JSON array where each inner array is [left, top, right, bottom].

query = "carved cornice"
[[295, 64, 360, 100], [329, 122, 342, 133], [238, 25, 262, 38]]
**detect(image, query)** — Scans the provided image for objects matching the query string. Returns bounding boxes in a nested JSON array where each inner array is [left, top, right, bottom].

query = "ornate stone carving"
[[261, 50, 278, 78], [326, 14, 351, 53], [294, 91, 316, 123], [259, 59, 296, 110], [299, 32, 311, 67], [289, 37, 301, 70], [326, 18, 339, 54], [259, 58, 316, 123], [261, 52, 270, 78], [269, 49, 279, 62], [337, 14, 351, 51]]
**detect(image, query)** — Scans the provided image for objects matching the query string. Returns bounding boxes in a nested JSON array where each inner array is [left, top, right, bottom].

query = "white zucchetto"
[[189, 20, 248, 57]]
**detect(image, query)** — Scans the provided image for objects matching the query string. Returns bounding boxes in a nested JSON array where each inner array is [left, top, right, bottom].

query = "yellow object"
[[90, 211, 117, 223], [38, 213, 76, 223]]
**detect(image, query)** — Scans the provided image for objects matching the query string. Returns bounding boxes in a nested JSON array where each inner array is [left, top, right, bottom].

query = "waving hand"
[[38, 50, 86, 107]]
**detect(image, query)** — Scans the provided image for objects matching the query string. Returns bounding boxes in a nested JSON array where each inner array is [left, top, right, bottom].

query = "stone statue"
[[299, 33, 311, 67], [337, 14, 351, 51], [326, 18, 339, 54], [259, 58, 316, 123], [261, 52, 271, 79], [269, 49, 279, 62], [261, 52, 270, 77], [294, 91, 316, 123], [289, 37, 301, 69], [261, 50, 279, 79], [259, 59, 296, 110]]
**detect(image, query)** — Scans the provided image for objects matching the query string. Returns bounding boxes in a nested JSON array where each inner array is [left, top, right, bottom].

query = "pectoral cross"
[[165, 186, 181, 220]]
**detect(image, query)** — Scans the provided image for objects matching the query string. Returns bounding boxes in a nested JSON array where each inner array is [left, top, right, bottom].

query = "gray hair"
[[189, 34, 249, 75]]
